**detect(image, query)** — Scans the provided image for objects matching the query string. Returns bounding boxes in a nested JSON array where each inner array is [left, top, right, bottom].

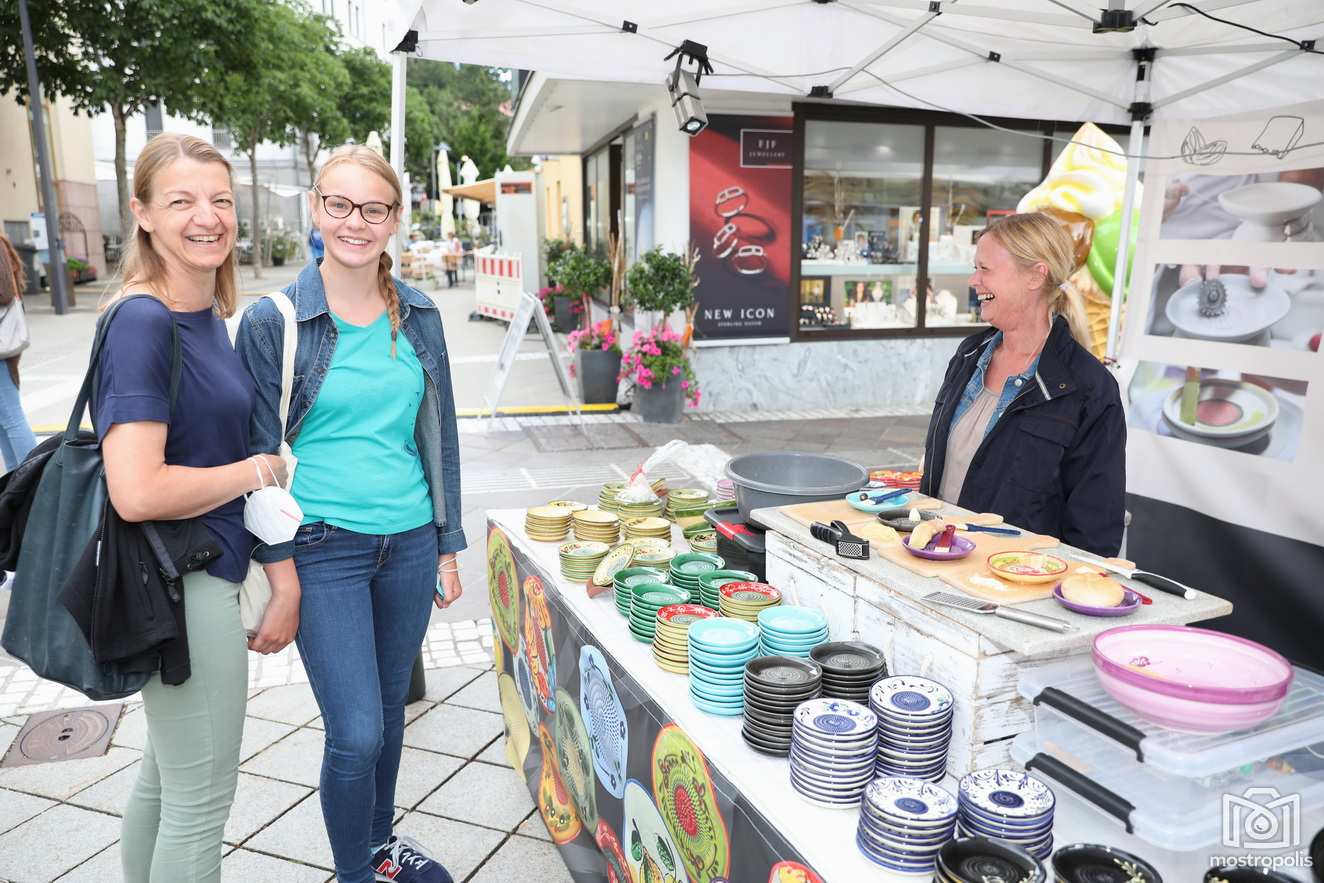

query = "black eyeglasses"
[[313, 188, 397, 225]]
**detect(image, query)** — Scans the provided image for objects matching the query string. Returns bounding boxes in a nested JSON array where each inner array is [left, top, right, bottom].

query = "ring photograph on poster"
[[1127, 363, 1307, 461], [1159, 166, 1324, 242], [1144, 259, 1324, 351]]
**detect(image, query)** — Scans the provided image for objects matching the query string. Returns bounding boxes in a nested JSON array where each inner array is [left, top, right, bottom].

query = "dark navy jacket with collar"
[[919, 316, 1126, 557], [235, 260, 466, 563]]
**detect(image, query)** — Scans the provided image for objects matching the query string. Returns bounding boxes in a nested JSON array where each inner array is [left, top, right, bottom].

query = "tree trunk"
[[300, 131, 317, 189], [112, 105, 131, 241], [248, 145, 262, 279]]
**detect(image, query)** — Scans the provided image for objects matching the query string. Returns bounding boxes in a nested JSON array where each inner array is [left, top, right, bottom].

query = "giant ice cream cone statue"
[[1017, 123, 1140, 359]]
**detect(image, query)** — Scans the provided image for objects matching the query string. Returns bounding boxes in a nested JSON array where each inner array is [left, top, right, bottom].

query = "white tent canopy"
[[387, 1, 1322, 124], [385, 0, 1322, 355]]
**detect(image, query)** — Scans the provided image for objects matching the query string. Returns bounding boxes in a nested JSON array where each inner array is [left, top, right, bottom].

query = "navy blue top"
[[93, 297, 257, 583]]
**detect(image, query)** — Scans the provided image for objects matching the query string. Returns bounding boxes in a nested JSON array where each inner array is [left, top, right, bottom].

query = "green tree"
[[210, 1, 342, 276], [407, 60, 530, 178], [338, 47, 391, 144], [389, 87, 442, 187], [296, 15, 351, 187], [0, 0, 254, 237]]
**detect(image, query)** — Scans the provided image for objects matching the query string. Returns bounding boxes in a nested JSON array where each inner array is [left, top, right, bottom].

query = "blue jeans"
[[0, 366, 35, 471], [293, 521, 438, 883]]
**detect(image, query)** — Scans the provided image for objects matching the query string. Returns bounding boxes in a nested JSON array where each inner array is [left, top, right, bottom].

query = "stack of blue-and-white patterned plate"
[[857, 777, 959, 875], [788, 698, 877, 808], [956, 768, 1056, 861], [687, 618, 760, 716], [757, 606, 829, 659], [869, 675, 955, 783]]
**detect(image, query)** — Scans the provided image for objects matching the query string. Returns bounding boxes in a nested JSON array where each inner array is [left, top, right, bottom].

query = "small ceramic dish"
[[845, 489, 912, 513], [902, 534, 975, 561], [937, 836, 1046, 883], [1052, 584, 1141, 617], [1054, 844, 1161, 883], [987, 551, 1069, 584]]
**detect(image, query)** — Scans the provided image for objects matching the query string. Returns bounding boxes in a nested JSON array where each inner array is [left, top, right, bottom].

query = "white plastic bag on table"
[[616, 440, 688, 504]]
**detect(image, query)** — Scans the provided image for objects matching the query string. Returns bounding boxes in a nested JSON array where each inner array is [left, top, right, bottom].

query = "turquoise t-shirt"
[[291, 311, 434, 535]]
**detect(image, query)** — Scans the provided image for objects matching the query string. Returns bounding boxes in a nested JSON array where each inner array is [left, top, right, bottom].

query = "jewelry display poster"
[[689, 115, 793, 340], [1115, 98, 1324, 667], [486, 521, 824, 883]]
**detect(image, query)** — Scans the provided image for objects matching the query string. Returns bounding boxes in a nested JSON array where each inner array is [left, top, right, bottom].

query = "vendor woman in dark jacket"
[[919, 212, 1125, 557]]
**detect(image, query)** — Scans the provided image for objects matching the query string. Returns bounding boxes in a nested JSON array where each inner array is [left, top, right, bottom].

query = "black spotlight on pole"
[[664, 40, 713, 136]]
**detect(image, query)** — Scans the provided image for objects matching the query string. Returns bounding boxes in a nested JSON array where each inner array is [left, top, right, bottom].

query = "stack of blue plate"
[[788, 698, 877, 808], [757, 607, 829, 659], [956, 768, 1056, 861], [857, 777, 959, 875], [869, 675, 954, 783], [687, 618, 759, 716]]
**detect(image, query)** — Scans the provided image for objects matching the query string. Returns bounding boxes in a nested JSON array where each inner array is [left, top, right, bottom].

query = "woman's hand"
[[249, 588, 299, 654], [253, 453, 288, 489], [435, 554, 462, 609]]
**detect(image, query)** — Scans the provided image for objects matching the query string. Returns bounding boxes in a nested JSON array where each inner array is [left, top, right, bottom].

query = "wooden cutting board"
[[778, 496, 944, 529]]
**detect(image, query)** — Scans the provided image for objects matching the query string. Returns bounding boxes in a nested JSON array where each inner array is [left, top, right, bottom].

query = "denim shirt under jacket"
[[948, 330, 1044, 439], [235, 260, 467, 563]]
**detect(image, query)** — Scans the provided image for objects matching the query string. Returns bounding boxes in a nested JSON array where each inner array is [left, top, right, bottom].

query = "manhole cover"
[[1, 704, 123, 768]]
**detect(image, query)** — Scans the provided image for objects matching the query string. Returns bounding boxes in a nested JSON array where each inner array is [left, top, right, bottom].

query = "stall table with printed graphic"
[[750, 501, 1233, 775]]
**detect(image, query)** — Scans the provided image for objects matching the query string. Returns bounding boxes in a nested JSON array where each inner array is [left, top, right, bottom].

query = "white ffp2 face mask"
[[243, 456, 304, 546]]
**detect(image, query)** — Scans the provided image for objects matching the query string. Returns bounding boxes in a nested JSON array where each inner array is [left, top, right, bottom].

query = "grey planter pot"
[[635, 378, 685, 423], [552, 297, 576, 333], [576, 349, 621, 405]]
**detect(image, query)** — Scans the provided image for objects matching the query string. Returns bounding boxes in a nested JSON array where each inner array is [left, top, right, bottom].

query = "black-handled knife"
[[1065, 553, 1197, 600]]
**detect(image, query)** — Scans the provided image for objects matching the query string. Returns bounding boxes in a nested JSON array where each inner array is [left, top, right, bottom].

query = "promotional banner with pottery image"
[[488, 521, 820, 882], [1158, 167, 1324, 242], [1127, 363, 1306, 461], [1144, 260, 1324, 352]]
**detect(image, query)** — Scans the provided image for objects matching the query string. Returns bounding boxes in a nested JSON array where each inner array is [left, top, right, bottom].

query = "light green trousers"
[[120, 570, 249, 883]]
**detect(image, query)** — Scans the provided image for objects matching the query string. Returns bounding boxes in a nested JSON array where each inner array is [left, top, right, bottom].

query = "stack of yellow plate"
[[525, 505, 573, 541], [666, 488, 711, 521], [652, 603, 719, 673], [598, 482, 625, 512], [572, 508, 620, 544], [559, 541, 610, 581], [546, 499, 588, 514], [623, 516, 671, 542], [687, 530, 719, 554], [616, 498, 666, 520], [591, 543, 636, 587], [630, 537, 675, 570], [717, 581, 783, 622]]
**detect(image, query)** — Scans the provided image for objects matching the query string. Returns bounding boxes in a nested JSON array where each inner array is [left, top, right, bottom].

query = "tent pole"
[[1106, 117, 1145, 362], [389, 51, 408, 269]]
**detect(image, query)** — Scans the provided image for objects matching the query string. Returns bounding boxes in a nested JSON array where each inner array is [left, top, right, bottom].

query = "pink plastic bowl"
[[1092, 625, 1293, 734]]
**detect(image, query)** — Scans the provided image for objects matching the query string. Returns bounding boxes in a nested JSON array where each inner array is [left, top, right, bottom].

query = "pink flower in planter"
[[680, 380, 689, 390], [671, 365, 681, 376]]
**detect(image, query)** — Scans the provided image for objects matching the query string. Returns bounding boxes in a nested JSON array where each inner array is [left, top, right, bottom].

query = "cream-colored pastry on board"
[[1061, 571, 1126, 607]]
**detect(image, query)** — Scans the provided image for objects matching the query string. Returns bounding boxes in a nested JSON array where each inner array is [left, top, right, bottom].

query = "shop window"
[[926, 126, 1044, 328], [799, 120, 926, 333]]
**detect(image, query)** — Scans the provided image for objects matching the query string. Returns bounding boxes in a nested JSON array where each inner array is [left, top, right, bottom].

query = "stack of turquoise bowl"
[[687, 618, 760, 716], [669, 552, 725, 604], [696, 569, 758, 610], [628, 583, 687, 643], [613, 566, 668, 617], [757, 606, 830, 659]]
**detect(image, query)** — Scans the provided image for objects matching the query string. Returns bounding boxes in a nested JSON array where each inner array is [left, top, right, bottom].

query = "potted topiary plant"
[[622, 247, 702, 421], [550, 247, 611, 333]]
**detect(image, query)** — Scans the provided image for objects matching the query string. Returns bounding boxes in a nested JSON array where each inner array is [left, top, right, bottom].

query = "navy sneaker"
[[372, 835, 454, 883]]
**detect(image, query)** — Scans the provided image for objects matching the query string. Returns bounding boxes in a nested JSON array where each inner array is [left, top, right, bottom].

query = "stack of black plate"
[[741, 656, 821, 756], [937, 837, 1046, 883], [810, 641, 887, 703]]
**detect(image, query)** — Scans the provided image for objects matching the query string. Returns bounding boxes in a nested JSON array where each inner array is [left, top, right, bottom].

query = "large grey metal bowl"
[[725, 452, 868, 522]]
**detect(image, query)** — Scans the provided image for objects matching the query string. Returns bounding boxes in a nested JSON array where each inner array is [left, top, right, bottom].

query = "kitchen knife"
[[1065, 553, 1198, 600], [924, 591, 1075, 633]]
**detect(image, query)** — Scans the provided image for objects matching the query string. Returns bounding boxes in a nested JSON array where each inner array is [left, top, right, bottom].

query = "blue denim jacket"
[[948, 331, 1044, 438], [235, 260, 466, 562]]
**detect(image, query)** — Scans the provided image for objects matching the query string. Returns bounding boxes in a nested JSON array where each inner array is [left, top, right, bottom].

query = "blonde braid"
[[378, 252, 401, 358]]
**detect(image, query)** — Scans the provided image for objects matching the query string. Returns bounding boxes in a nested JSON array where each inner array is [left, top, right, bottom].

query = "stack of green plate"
[[623, 516, 671, 542], [628, 583, 687, 643], [616, 497, 666, 520], [652, 603, 719, 673], [669, 552, 726, 604], [665, 488, 711, 522], [696, 569, 759, 610], [613, 566, 668, 616], [559, 541, 610, 581], [572, 509, 620, 544], [630, 538, 676, 570], [598, 482, 625, 512], [687, 530, 718, 554]]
